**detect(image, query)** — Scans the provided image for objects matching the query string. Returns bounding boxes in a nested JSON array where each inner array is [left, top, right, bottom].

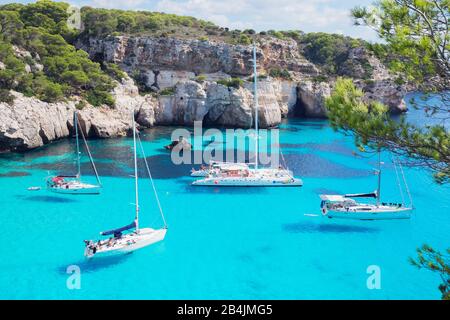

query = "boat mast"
[[376, 150, 381, 206], [74, 111, 81, 179], [77, 119, 102, 187], [253, 44, 259, 170], [133, 114, 140, 232]]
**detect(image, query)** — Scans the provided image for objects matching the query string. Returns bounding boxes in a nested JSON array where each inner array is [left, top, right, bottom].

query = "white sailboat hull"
[[324, 206, 412, 220], [85, 228, 167, 258], [47, 180, 101, 194]]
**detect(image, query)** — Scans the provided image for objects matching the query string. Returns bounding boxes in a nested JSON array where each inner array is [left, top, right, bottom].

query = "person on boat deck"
[[106, 238, 115, 247]]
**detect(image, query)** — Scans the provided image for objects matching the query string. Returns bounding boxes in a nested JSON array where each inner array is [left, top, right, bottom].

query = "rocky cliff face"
[[77, 36, 318, 78], [0, 78, 155, 152], [78, 35, 406, 116], [0, 36, 408, 151]]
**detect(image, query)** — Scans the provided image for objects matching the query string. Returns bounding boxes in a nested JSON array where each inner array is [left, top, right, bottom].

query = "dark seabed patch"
[[280, 141, 358, 157], [139, 126, 188, 142], [283, 221, 378, 234], [9, 139, 74, 162], [280, 120, 329, 131], [283, 153, 372, 178], [89, 144, 133, 163], [0, 171, 30, 177]]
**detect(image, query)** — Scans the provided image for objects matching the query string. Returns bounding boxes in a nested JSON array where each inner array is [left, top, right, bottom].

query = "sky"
[[1, 0, 379, 41]]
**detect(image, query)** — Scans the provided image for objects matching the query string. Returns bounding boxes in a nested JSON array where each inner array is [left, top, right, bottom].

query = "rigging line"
[[392, 155, 405, 206], [77, 114, 102, 186], [399, 160, 414, 209], [137, 132, 167, 228], [74, 112, 81, 178], [281, 149, 289, 171]]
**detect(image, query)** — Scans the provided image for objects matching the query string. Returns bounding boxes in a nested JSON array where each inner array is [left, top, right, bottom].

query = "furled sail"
[[100, 221, 136, 236], [344, 192, 377, 198]]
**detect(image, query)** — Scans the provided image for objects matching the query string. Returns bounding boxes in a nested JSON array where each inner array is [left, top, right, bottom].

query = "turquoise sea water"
[[0, 97, 449, 299]]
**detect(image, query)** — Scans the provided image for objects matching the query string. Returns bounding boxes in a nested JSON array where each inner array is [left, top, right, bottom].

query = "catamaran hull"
[[324, 208, 412, 220], [190, 170, 208, 177], [192, 177, 303, 187], [85, 228, 167, 258]]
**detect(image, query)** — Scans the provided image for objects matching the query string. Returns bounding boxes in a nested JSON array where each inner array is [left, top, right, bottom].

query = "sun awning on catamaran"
[[344, 192, 377, 198], [101, 221, 136, 236]]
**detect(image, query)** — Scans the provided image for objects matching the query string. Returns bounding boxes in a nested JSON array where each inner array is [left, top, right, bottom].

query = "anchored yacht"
[[84, 114, 167, 258], [320, 154, 413, 220], [47, 111, 101, 195]]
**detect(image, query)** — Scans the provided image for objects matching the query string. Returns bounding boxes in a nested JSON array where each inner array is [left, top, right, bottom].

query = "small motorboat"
[[27, 186, 41, 191]]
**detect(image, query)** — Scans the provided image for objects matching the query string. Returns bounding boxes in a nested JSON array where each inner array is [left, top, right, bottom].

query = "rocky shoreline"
[[0, 36, 408, 152]]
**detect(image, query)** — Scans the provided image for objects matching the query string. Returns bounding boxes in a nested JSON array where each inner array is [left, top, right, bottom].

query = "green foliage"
[[159, 87, 175, 96], [326, 0, 450, 186], [299, 32, 365, 75], [0, 88, 14, 104], [31, 74, 64, 102], [194, 74, 207, 83], [267, 30, 285, 39], [0, 1, 116, 107], [410, 245, 450, 300], [326, 78, 450, 183], [75, 100, 87, 110], [312, 75, 328, 83], [217, 77, 244, 89], [80, 6, 216, 37], [236, 34, 252, 45], [352, 0, 449, 89], [269, 68, 292, 80], [86, 89, 114, 107], [103, 63, 126, 81]]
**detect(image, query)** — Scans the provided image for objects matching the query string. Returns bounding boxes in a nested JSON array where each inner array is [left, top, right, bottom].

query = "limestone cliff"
[[0, 35, 408, 152]]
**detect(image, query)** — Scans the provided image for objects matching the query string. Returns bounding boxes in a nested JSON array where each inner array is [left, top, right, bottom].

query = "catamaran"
[[46, 111, 101, 194], [192, 45, 303, 187], [319, 154, 413, 220], [84, 115, 167, 258]]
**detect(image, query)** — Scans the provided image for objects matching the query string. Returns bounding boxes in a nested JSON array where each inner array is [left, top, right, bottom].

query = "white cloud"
[[154, 0, 377, 40]]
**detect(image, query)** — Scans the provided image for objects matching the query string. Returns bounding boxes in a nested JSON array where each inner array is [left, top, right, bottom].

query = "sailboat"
[[46, 111, 102, 194], [84, 114, 167, 258], [319, 154, 413, 220], [192, 45, 303, 187]]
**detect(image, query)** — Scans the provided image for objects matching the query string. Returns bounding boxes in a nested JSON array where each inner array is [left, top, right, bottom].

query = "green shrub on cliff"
[[269, 68, 292, 80], [0, 89, 14, 104], [159, 87, 175, 96], [238, 34, 252, 45], [80, 7, 216, 37], [217, 78, 244, 89], [299, 32, 364, 75]]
